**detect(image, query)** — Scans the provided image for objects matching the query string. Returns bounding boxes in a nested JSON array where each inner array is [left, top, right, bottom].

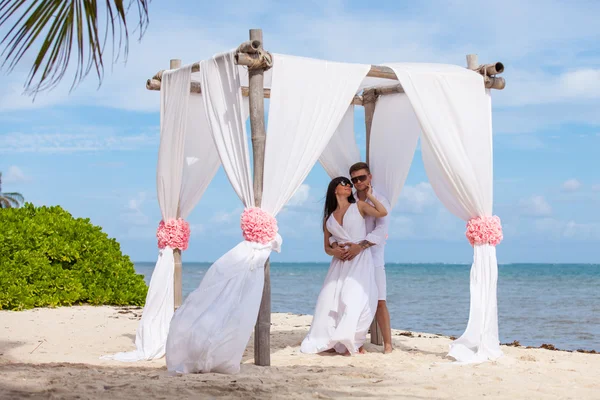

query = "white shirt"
[[329, 188, 390, 267], [360, 189, 390, 268]]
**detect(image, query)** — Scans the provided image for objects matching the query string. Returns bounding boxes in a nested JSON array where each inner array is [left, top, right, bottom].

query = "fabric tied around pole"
[[157, 218, 191, 250], [165, 209, 281, 374], [465, 216, 503, 247]]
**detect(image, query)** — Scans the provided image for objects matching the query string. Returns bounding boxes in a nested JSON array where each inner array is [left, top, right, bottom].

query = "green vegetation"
[[0, 203, 147, 310]]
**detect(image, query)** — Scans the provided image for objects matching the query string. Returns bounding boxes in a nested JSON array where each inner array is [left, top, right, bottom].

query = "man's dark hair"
[[349, 162, 370, 175]]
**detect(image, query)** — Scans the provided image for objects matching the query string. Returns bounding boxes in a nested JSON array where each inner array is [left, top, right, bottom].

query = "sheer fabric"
[[319, 106, 361, 178], [386, 64, 501, 363], [165, 53, 370, 374], [105, 65, 221, 362]]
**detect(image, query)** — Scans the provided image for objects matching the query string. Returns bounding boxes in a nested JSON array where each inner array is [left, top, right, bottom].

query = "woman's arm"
[[358, 185, 388, 218]]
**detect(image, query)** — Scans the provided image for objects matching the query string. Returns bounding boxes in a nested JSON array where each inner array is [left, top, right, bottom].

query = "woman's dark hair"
[[323, 176, 355, 231]]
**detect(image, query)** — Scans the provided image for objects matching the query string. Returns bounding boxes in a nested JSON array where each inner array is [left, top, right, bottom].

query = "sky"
[[1, 0, 599, 264]]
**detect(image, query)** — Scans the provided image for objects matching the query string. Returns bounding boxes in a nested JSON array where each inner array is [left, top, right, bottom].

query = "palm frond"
[[0, 196, 12, 208], [0, 0, 150, 94], [3, 191, 24, 205]]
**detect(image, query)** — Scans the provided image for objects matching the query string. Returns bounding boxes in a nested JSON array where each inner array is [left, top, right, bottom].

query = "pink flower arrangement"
[[240, 207, 278, 244], [156, 218, 191, 250], [465, 215, 503, 246]]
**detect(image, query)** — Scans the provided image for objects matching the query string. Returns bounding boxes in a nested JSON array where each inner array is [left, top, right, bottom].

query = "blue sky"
[[1, 0, 599, 263]]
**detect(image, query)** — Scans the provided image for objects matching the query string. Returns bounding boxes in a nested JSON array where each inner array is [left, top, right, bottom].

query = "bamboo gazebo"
[[135, 28, 506, 370]]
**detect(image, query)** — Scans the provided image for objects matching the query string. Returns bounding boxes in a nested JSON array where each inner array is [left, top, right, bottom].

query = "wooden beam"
[[467, 55, 506, 89], [362, 88, 384, 346], [466, 54, 479, 70], [482, 62, 504, 75], [237, 40, 261, 54], [145, 78, 366, 105], [170, 59, 183, 312], [151, 56, 505, 92], [248, 29, 271, 368], [363, 89, 377, 165]]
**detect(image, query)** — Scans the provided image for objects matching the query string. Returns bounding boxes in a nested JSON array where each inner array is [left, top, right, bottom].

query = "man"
[[331, 162, 393, 354]]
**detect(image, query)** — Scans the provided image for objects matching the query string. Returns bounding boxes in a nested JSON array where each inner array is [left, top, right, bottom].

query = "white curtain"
[[386, 63, 501, 363], [369, 93, 420, 208], [104, 66, 221, 362], [319, 106, 360, 178], [166, 53, 370, 374]]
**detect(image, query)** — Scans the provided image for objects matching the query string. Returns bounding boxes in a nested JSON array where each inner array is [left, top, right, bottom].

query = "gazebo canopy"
[[105, 29, 506, 375]]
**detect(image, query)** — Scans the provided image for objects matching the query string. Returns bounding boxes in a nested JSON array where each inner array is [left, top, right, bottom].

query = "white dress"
[[300, 203, 378, 354]]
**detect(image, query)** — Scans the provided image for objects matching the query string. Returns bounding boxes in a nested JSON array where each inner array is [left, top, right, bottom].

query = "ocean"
[[134, 262, 600, 351]]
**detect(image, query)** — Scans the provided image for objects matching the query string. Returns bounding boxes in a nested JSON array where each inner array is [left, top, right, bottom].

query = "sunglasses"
[[338, 181, 353, 188], [351, 174, 368, 184]]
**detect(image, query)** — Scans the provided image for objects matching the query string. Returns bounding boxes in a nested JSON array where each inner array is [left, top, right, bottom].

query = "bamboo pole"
[[145, 79, 366, 105], [363, 89, 376, 166], [466, 55, 506, 89], [247, 29, 271, 367], [170, 58, 184, 311], [362, 88, 384, 346], [466, 54, 479, 70]]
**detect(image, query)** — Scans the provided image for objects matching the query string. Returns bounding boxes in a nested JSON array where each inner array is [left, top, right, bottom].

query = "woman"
[[301, 176, 388, 355]]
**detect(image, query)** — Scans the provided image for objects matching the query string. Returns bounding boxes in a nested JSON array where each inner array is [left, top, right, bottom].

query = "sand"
[[1, 306, 598, 399]]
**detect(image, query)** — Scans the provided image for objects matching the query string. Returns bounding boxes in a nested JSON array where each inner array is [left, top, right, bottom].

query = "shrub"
[[0, 203, 147, 310]]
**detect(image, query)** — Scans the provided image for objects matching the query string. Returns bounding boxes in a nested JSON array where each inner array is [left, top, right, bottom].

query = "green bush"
[[0, 203, 148, 310]]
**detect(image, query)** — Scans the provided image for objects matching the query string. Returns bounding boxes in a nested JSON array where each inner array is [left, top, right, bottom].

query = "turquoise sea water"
[[134, 262, 600, 351]]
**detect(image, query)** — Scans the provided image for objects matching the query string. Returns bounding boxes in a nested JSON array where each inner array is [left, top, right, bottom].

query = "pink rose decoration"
[[465, 215, 503, 247], [240, 207, 278, 244], [156, 218, 191, 250]]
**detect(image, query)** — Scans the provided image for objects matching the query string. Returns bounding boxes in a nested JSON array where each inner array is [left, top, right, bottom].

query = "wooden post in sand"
[[170, 58, 184, 311], [362, 88, 384, 346], [245, 29, 271, 367]]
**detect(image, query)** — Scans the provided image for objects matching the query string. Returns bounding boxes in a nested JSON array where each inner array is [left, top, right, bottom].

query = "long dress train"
[[300, 203, 378, 354]]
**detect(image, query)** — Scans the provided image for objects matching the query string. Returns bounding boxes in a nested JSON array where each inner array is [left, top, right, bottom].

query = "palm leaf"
[[3, 191, 24, 205], [0, 0, 150, 94], [0, 196, 12, 208]]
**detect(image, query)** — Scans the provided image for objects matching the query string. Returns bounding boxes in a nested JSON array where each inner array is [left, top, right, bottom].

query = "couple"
[[301, 162, 393, 356]]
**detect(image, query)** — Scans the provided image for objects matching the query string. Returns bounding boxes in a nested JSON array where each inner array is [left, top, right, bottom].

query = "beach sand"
[[1, 306, 598, 399]]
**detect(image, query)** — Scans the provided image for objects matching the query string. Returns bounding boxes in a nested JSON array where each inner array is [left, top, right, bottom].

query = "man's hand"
[[331, 246, 349, 261]]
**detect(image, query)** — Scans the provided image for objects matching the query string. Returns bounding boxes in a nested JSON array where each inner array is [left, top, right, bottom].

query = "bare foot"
[[383, 344, 393, 354], [358, 346, 366, 354], [323, 348, 337, 353]]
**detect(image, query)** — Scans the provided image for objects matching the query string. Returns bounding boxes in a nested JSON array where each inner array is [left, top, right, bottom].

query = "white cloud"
[[211, 208, 243, 223], [592, 184, 600, 192], [189, 224, 205, 236], [0, 130, 158, 153], [122, 192, 149, 226], [500, 135, 545, 150], [2, 166, 31, 184], [519, 195, 552, 217], [562, 220, 600, 241], [533, 218, 600, 241], [90, 161, 126, 168], [287, 184, 310, 207], [389, 215, 415, 239], [562, 179, 582, 192], [396, 182, 436, 214]]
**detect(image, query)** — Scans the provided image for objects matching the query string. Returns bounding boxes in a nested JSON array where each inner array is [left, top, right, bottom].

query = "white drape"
[[319, 106, 360, 178], [166, 53, 370, 374], [386, 63, 501, 363], [369, 93, 420, 208], [104, 65, 220, 362]]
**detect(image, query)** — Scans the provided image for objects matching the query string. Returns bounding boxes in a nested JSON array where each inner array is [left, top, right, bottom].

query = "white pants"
[[374, 265, 387, 301]]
